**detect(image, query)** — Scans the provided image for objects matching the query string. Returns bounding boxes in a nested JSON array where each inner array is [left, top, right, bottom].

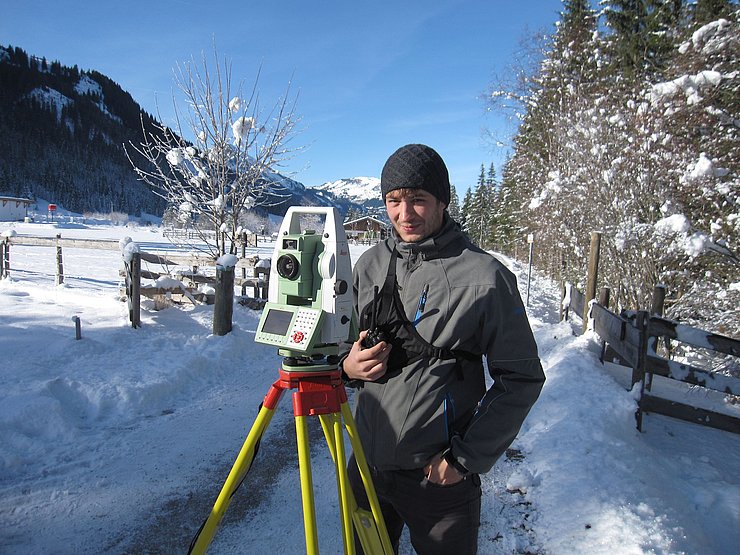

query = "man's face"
[[385, 188, 446, 243]]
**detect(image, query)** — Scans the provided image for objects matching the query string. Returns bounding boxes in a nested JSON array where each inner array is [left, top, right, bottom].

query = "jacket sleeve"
[[337, 267, 362, 387], [450, 266, 545, 474]]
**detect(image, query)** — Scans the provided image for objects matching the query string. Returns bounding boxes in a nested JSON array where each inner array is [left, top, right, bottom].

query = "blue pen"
[[413, 284, 429, 326]]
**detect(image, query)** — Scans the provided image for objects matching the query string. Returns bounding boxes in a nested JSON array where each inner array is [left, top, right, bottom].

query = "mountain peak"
[[314, 177, 380, 204]]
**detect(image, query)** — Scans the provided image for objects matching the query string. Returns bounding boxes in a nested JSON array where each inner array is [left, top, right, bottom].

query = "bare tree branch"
[[125, 46, 302, 256]]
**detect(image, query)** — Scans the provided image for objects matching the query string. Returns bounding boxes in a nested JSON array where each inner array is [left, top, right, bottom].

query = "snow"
[[27, 86, 73, 122], [648, 71, 723, 106], [1, 219, 738, 554], [679, 19, 732, 55], [232, 116, 255, 142], [167, 148, 185, 166], [228, 97, 241, 112], [314, 178, 381, 203], [74, 75, 103, 97], [655, 214, 691, 235], [685, 152, 726, 181], [217, 254, 239, 269]]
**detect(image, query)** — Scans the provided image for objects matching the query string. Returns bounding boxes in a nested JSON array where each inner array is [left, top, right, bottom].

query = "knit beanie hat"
[[380, 144, 450, 206]]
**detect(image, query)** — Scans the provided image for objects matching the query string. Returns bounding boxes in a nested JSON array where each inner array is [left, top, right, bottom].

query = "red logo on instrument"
[[292, 331, 305, 343]]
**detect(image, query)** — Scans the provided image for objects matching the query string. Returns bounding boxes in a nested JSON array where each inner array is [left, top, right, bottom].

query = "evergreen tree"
[[447, 185, 462, 223], [486, 163, 496, 188], [601, 0, 684, 79], [460, 187, 473, 235], [690, 0, 735, 23], [492, 159, 522, 255]]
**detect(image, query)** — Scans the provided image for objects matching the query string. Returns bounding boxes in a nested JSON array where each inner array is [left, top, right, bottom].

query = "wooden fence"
[[562, 283, 739, 434], [2, 233, 120, 283], [121, 249, 269, 329], [2, 233, 270, 333]]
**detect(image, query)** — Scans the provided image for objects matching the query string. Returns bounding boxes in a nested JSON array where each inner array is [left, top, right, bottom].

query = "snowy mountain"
[[314, 177, 381, 203], [312, 177, 386, 216]]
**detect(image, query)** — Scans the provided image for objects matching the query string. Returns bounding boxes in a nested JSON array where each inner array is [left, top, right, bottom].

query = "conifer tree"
[[690, 0, 735, 23], [447, 185, 462, 223], [486, 163, 496, 188], [460, 187, 473, 235], [601, 0, 683, 79]]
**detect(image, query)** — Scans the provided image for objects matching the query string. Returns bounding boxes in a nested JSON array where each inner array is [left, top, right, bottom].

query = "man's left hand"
[[423, 454, 464, 485]]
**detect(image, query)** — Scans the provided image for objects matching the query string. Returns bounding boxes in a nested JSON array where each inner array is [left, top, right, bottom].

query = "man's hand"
[[423, 454, 465, 486], [342, 330, 391, 382]]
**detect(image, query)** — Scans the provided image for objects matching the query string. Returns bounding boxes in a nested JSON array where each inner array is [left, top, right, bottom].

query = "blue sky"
[[2, 0, 564, 196]]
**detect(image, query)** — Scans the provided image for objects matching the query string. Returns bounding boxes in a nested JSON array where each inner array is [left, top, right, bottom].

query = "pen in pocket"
[[413, 284, 429, 327]]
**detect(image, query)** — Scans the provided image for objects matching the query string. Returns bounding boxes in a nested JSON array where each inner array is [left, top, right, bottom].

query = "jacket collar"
[[390, 213, 462, 261]]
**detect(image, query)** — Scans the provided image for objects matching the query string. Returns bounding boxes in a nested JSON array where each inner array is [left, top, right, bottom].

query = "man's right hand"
[[342, 330, 392, 382]]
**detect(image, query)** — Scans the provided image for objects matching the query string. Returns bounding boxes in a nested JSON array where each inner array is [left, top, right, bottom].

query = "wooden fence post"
[[72, 315, 82, 340], [650, 284, 668, 358], [213, 263, 234, 336], [583, 231, 602, 332], [1, 238, 9, 279], [651, 285, 666, 316], [125, 252, 141, 328], [631, 310, 650, 432], [55, 233, 64, 285], [560, 282, 568, 321], [240, 232, 248, 279]]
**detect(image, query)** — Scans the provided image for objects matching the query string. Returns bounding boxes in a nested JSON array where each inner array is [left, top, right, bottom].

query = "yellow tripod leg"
[[319, 413, 355, 555], [295, 415, 320, 555], [189, 404, 277, 555], [341, 402, 394, 555]]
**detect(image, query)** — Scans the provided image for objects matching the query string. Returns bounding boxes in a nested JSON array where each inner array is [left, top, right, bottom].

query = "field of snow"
[[1, 218, 738, 554]]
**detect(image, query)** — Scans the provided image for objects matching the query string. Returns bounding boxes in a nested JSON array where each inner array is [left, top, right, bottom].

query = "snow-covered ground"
[[1, 218, 738, 554]]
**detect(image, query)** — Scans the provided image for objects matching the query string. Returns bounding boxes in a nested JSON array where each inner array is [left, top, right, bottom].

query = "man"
[[341, 144, 545, 554]]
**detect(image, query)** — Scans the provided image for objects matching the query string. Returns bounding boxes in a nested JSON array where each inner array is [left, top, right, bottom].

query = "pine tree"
[[486, 163, 496, 188], [601, 0, 683, 79], [460, 187, 473, 235], [690, 0, 735, 23], [447, 185, 462, 223]]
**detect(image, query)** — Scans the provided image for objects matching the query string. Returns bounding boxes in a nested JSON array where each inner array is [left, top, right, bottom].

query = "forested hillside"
[[0, 45, 364, 222], [0, 45, 168, 216], [471, 1, 738, 335]]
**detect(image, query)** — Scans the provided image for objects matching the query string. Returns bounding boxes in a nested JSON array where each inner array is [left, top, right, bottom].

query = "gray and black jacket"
[[344, 215, 545, 474]]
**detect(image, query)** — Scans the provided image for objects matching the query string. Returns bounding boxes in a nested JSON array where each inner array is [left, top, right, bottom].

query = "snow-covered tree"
[[126, 47, 301, 256], [485, 0, 738, 333]]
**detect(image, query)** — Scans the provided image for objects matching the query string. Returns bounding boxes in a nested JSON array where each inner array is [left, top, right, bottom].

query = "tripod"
[[189, 362, 393, 555]]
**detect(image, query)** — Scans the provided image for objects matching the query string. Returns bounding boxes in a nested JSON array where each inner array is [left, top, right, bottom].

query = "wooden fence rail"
[[564, 286, 739, 434]]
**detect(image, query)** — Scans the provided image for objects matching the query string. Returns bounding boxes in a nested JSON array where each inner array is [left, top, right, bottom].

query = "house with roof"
[[0, 196, 33, 222], [343, 215, 390, 243]]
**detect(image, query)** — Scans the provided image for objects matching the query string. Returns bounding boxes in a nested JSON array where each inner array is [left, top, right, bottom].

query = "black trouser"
[[347, 454, 481, 555]]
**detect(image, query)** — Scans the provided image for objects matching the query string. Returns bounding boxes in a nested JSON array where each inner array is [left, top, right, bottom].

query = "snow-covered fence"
[[562, 284, 739, 434], [121, 248, 270, 328], [162, 228, 259, 249], [3, 233, 121, 283], [2, 233, 270, 331]]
